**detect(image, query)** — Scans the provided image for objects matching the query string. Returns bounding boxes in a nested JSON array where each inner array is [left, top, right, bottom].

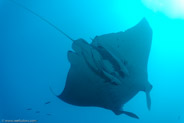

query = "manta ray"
[[60, 18, 152, 119], [9, 0, 153, 119]]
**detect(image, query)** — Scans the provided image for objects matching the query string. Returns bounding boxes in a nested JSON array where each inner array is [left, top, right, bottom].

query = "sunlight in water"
[[142, 0, 184, 19]]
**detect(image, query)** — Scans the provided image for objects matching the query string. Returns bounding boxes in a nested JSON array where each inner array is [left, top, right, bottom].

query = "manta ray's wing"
[[59, 50, 102, 106], [92, 18, 152, 70], [91, 18, 153, 110]]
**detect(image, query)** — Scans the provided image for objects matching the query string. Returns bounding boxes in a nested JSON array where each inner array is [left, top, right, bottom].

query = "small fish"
[[26, 108, 32, 110], [45, 101, 51, 104], [46, 113, 52, 116], [35, 111, 40, 113]]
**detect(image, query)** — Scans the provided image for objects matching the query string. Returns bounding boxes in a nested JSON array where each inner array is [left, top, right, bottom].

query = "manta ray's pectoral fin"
[[114, 110, 139, 119]]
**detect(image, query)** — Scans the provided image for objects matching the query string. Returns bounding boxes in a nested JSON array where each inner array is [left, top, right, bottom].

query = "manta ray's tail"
[[8, 0, 74, 42]]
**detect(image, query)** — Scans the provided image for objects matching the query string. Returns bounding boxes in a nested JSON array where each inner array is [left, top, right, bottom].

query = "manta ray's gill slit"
[[8, 0, 74, 41]]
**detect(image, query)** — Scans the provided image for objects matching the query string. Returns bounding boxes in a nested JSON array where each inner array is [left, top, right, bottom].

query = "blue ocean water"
[[1, 0, 184, 123]]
